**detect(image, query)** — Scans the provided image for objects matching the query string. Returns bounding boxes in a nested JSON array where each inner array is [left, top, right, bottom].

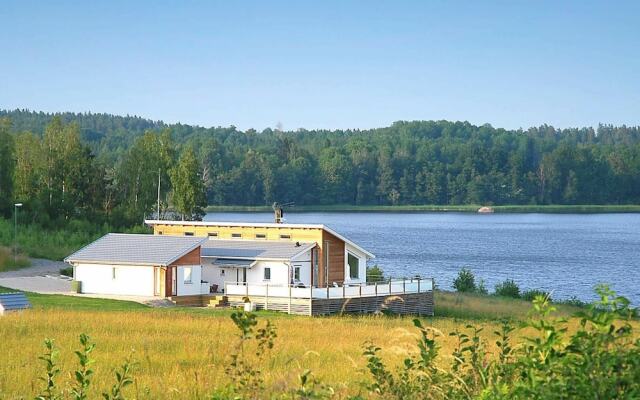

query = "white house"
[[65, 234, 206, 297]]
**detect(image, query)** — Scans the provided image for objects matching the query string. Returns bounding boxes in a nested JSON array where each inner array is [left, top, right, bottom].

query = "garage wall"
[[176, 265, 202, 296], [74, 263, 155, 296]]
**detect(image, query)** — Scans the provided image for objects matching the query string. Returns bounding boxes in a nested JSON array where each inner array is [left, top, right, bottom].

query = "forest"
[[1, 109, 640, 227]]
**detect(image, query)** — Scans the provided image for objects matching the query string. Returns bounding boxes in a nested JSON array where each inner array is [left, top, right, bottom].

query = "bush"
[[0, 246, 31, 272], [60, 266, 73, 277], [366, 265, 385, 282], [453, 268, 477, 293], [522, 288, 551, 302], [495, 279, 521, 298]]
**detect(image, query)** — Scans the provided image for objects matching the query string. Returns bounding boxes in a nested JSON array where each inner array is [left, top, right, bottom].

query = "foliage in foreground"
[[30, 285, 639, 399]]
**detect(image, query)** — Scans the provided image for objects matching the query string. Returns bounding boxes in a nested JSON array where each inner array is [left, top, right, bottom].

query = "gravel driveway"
[[0, 258, 71, 293]]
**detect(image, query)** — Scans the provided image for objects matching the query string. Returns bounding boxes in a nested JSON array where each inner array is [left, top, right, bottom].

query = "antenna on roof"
[[272, 202, 294, 224]]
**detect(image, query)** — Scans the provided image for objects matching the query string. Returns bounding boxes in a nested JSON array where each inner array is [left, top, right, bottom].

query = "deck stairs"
[[208, 295, 229, 308], [169, 294, 228, 308]]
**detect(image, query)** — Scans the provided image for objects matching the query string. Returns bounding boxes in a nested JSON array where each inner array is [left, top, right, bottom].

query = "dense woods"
[[1, 109, 640, 226]]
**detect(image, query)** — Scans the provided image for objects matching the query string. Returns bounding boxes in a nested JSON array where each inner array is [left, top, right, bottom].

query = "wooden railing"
[[224, 277, 434, 300]]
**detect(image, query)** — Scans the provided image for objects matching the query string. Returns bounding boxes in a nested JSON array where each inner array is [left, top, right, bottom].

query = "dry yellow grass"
[[0, 306, 591, 399]]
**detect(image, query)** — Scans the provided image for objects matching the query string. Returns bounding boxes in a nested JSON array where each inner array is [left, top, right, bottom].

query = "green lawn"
[[1, 285, 582, 321]]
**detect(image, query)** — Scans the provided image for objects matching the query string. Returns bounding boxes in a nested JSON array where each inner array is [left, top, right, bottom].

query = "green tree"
[[0, 118, 15, 218], [170, 148, 206, 220]]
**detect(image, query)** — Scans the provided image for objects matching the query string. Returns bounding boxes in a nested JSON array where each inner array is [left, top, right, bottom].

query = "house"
[[145, 220, 376, 288], [65, 222, 434, 316], [65, 234, 206, 297]]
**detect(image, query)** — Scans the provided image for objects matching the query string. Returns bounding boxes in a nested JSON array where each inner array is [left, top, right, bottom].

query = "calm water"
[[204, 212, 640, 304]]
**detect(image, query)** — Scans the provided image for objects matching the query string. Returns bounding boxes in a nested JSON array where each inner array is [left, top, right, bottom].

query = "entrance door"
[[172, 266, 177, 295], [236, 268, 247, 284], [154, 267, 164, 296]]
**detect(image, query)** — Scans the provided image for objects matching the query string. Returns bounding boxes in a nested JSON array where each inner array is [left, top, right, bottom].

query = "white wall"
[[246, 261, 290, 286], [74, 263, 155, 296], [344, 244, 367, 284], [291, 250, 312, 286], [176, 265, 202, 296]]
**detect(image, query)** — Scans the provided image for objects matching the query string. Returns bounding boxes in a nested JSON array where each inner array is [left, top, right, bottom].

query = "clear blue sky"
[[1, 1, 639, 131]]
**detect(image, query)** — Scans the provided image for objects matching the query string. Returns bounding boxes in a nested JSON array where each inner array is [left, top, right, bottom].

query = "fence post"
[[245, 282, 248, 297], [326, 285, 329, 299], [389, 278, 392, 294], [418, 277, 421, 293], [265, 284, 269, 311], [342, 283, 345, 298], [359, 284, 362, 298], [403, 278, 406, 294], [288, 285, 292, 314], [375, 281, 378, 296]]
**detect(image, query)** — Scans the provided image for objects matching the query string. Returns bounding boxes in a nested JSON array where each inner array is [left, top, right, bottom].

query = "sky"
[[1, 1, 639, 131]]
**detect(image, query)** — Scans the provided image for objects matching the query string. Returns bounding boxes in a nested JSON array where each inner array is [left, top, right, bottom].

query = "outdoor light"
[[14, 203, 23, 265]]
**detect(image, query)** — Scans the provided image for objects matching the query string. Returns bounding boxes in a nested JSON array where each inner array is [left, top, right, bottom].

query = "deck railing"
[[224, 277, 434, 300]]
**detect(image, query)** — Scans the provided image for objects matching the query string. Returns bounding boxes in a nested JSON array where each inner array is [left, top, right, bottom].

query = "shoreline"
[[205, 204, 640, 214]]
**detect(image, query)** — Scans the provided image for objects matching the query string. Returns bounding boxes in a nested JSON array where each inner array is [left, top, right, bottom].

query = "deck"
[[224, 278, 435, 316]]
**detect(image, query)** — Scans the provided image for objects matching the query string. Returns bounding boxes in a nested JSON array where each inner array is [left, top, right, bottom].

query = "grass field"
[[205, 204, 640, 213], [0, 287, 594, 399]]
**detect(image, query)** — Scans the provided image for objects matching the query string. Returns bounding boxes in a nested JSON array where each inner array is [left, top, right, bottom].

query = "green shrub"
[[60, 267, 73, 277], [366, 265, 385, 282], [453, 268, 476, 293], [495, 279, 521, 298], [522, 288, 551, 302], [0, 246, 31, 272]]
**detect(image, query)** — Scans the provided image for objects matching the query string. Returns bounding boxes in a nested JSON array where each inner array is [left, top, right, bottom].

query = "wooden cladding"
[[173, 247, 201, 266], [320, 230, 345, 286]]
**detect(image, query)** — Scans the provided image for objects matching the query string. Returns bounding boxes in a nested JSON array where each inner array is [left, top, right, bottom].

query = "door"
[[172, 266, 177, 295], [154, 267, 164, 296]]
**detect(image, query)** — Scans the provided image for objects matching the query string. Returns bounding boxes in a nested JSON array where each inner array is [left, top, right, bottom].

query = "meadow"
[[0, 288, 627, 399]]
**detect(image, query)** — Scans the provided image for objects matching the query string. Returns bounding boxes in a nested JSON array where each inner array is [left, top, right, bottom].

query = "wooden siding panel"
[[172, 247, 200, 266], [322, 230, 345, 286]]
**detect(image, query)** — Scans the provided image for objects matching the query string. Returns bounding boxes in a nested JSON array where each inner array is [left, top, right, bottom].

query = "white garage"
[[65, 234, 206, 297]]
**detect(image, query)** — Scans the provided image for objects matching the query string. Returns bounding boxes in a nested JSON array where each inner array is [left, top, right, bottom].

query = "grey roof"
[[65, 233, 206, 267], [201, 239, 315, 260]]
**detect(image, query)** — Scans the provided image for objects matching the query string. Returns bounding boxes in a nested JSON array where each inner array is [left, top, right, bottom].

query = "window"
[[112, 267, 117, 280], [184, 232, 194, 236], [158, 231, 163, 235], [294, 266, 301, 281], [220, 269, 225, 276], [231, 233, 242, 238], [208, 232, 218, 239], [280, 234, 291, 240], [264, 267, 271, 281], [348, 253, 359, 280], [184, 267, 192, 284], [255, 233, 266, 239]]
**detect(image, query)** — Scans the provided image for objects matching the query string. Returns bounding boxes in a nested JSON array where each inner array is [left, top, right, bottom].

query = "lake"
[[204, 212, 640, 304]]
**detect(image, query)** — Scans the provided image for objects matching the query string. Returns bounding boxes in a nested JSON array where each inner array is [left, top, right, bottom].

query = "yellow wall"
[[152, 223, 324, 244]]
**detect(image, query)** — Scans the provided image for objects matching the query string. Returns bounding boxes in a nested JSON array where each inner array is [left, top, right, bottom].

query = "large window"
[[184, 267, 192, 284], [264, 267, 271, 281], [294, 266, 301, 281], [348, 253, 359, 280]]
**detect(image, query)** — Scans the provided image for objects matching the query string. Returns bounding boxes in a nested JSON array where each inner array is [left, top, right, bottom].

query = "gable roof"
[[65, 233, 206, 267], [144, 220, 375, 259], [201, 239, 316, 261]]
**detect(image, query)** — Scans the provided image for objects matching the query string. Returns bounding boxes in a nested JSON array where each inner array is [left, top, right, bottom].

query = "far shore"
[[205, 204, 640, 214]]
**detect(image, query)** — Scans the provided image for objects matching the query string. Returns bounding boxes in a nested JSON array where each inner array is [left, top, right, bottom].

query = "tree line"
[[1, 109, 640, 226]]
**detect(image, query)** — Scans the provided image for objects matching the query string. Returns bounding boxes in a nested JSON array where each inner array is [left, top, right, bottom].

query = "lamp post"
[[14, 203, 22, 265]]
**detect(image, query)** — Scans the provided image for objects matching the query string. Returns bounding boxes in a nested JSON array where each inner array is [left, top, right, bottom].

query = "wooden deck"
[[227, 291, 434, 316]]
